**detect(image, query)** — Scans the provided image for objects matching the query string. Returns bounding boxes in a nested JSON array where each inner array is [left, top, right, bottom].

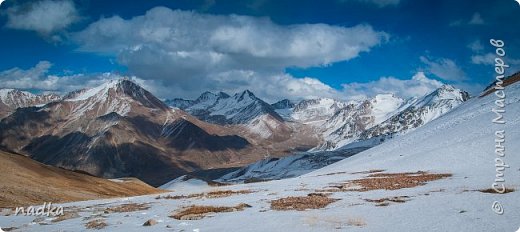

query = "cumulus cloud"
[[471, 53, 520, 70], [420, 56, 467, 81], [4, 0, 80, 35], [471, 53, 495, 65], [0, 61, 125, 93], [0, 61, 342, 102], [341, 72, 444, 100], [207, 71, 343, 102], [72, 7, 387, 100]]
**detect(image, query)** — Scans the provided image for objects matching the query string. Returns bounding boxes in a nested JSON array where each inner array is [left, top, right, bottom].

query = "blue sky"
[[0, 0, 519, 102]]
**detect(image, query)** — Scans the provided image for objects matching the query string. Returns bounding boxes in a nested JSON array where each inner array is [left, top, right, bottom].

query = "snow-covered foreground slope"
[[1, 83, 519, 231], [159, 175, 212, 191]]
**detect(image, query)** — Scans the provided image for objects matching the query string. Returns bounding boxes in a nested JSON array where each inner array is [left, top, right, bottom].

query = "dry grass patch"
[[171, 203, 251, 220], [364, 196, 410, 206], [85, 219, 108, 230], [347, 217, 367, 227], [206, 190, 254, 198], [244, 177, 269, 183], [51, 211, 80, 223], [479, 188, 515, 194], [270, 193, 339, 211], [350, 169, 385, 175], [156, 190, 254, 200], [316, 171, 347, 177], [105, 203, 150, 213], [1, 227, 17, 231], [155, 193, 203, 200], [329, 171, 451, 192]]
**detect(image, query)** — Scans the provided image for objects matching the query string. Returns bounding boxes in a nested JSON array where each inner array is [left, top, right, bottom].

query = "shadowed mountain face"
[[162, 119, 249, 151], [0, 80, 254, 186]]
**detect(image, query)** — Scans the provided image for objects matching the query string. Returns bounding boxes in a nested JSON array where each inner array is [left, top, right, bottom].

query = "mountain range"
[[0, 79, 468, 186]]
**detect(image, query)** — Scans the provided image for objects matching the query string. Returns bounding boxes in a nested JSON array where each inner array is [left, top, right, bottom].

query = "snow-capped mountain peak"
[[0, 88, 61, 118], [369, 93, 404, 124], [430, 84, 469, 101], [196, 91, 220, 102], [409, 84, 469, 110], [217, 92, 231, 99], [235, 90, 257, 102], [0, 89, 60, 108], [271, 99, 295, 110], [59, 79, 169, 118], [64, 79, 168, 110], [315, 85, 469, 150], [166, 90, 283, 125], [291, 98, 348, 123]]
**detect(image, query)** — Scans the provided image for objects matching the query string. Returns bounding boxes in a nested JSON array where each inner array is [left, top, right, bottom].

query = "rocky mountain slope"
[[209, 86, 469, 181], [168, 90, 283, 125], [0, 150, 162, 208], [167, 90, 292, 140], [0, 80, 260, 186], [290, 98, 349, 123], [216, 146, 369, 183], [0, 89, 60, 119]]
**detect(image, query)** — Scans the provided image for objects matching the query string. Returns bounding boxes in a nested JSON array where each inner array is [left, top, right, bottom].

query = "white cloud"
[[4, 0, 80, 34], [340, 0, 401, 7], [0, 61, 124, 93], [467, 40, 484, 52], [420, 56, 467, 81], [471, 53, 520, 70], [450, 12, 485, 27], [73, 7, 388, 100], [0, 61, 344, 103], [1, 61, 481, 102], [206, 71, 343, 102], [469, 13, 484, 25], [341, 72, 444, 100], [471, 53, 495, 65]]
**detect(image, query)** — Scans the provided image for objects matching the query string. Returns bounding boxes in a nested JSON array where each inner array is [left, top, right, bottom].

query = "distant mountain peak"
[[165, 89, 283, 126], [62, 78, 168, 112], [197, 91, 217, 100], [0, 88, 61, 118], [237, 89, 257, 100], [418, 85, 470, 106], [218, 92, 230, 99], [271, 99, 295, 110]]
